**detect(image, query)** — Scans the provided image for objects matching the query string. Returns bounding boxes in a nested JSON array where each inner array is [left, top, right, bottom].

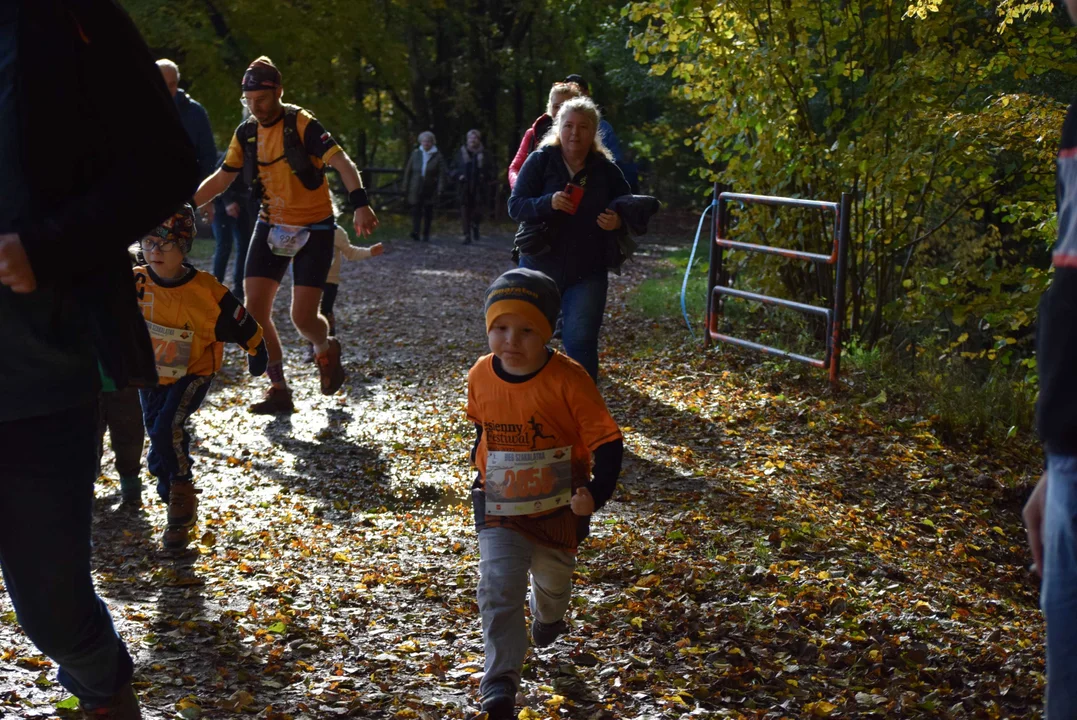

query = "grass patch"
[[628, 245, 1038, 446]]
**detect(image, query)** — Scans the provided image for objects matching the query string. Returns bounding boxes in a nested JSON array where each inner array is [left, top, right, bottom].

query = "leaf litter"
[[0, 227, 1043, 719]]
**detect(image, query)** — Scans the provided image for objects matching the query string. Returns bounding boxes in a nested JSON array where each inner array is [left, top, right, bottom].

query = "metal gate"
[[704, 188, 852, 385]]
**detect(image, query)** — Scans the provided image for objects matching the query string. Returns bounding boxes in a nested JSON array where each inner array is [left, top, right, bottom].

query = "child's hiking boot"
[[531, 618, 568, 647], [167, 481, 198, 528], [119, 475, 142, 507], [162, 524, 191, 550], [480, 679, 516, 720], [315, 338, 346, 395], [250, 386, 295, 414], [82, 683, 142, 719]]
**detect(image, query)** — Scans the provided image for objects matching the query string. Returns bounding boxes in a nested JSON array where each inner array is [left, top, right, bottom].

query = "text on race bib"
[[485, 445, 573, 516], [147, 321, 193, 380]]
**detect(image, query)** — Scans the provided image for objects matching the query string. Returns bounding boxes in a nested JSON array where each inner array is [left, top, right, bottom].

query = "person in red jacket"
[[507, 81, 581, 190]]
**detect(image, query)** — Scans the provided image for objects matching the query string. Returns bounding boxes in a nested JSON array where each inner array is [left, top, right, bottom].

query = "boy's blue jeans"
[[518, 256, 608, 382], [140, 374, 213, 502], [0, 401, 134, 707], [1044, 453, 1077, 718]]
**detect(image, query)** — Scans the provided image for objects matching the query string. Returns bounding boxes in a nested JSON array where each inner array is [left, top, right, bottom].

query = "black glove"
[[248, 340, 269, 377]]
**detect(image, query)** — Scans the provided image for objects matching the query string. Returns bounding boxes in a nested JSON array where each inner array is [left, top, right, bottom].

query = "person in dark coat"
[[454, 129, 492, 245], [508, 96, 632, 382], [0, 1, 199, 717], [402, 131, 446, 242]]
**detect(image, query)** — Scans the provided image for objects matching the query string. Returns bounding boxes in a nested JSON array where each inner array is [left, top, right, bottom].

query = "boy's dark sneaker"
[[481, 679, 516, 720], [316, 338, 346, 395], [119, 475, 142, 507], [167, 482, 197, 528], [82, 683, 142, 719], [250, 386, 295, 414], [531, 618, 568, 647]]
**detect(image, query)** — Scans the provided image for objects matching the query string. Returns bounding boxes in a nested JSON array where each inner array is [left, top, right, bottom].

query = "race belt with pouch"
[[261, 220, 333, 257]]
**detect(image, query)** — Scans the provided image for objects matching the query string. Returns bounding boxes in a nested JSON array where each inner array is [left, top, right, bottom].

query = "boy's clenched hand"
[[248, 340, 269, 377], [571, 486, 595, 516]]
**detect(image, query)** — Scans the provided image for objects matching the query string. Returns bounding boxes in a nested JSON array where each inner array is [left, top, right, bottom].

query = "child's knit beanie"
[[484, 268, 561, 342], [147, 204, 196, 254]]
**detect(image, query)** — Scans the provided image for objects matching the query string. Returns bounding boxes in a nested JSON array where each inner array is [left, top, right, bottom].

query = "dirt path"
[[0, 226, 1044, 719]]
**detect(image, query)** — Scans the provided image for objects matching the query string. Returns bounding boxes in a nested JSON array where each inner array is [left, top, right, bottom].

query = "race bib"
[[147, 321, 193, 380], [485, 445, 573, 516], [266, 223, 311, 257]]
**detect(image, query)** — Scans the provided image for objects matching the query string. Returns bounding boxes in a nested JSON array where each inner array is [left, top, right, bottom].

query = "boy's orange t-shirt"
[[466, 351, 621, 552]]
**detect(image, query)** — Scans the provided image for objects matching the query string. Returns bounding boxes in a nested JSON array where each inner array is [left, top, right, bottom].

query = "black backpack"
[[236, 104, 325, 196]]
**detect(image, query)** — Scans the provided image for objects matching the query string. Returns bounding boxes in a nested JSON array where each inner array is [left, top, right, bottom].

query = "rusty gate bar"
[[704, 190, 852, 386]]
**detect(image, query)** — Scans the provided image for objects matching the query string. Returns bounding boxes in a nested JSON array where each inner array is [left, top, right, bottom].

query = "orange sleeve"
[[564, 364, 622, 452], [222, 131, 244, 171]]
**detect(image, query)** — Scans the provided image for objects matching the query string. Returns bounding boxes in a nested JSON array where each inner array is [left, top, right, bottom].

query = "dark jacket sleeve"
[[18, 0, 199, 288], [192, 101, 218, 181], [588, 438, 623, 511], [508, 150, 556, 222]]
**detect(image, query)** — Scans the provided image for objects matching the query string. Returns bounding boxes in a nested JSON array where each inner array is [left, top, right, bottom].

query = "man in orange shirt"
[[193, 57, 378, 414]]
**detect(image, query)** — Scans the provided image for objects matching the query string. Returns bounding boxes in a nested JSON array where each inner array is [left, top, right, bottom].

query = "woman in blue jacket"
[[508, 96, 631, 382]]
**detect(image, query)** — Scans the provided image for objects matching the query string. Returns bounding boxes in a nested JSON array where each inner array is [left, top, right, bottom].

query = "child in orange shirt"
[[134, 205, 267, 550], [466, 268, 623, 719]]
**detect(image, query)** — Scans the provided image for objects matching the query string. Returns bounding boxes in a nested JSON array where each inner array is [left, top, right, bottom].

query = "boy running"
[[135, 205, 268, 549], [466, 269, 624, 718]]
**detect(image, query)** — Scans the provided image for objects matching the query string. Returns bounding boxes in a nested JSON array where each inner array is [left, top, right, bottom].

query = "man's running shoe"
[[249, 386, 295, 414], [315, 338, 346, 395]]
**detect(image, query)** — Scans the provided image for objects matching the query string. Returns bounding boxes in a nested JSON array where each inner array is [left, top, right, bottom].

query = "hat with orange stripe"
[[484, 269, 561, 342]]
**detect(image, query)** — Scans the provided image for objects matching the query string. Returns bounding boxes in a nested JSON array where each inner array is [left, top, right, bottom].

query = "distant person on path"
[[1024, 2, 1077, 716], [1, 2, 199, 716], [467, 268, 623, 719], [194, 56, 379, 414], [305, 222, 384, 361], [507, 81, 581, 190], [454, 129, 492, 245], [134, 205, 267, 550], [563, 73, 623, 166], [508, 96, 631, 382], [403, 131, 445, 242]]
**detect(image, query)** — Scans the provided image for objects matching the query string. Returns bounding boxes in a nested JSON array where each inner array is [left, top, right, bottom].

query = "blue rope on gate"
[[680, 200, 718, 340]]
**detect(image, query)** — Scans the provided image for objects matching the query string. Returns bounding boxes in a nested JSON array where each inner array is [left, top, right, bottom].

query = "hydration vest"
[[236, 104, 325, 194]]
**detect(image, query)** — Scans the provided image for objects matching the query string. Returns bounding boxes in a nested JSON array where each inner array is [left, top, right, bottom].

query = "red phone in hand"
[[563, 183, 584, 215]]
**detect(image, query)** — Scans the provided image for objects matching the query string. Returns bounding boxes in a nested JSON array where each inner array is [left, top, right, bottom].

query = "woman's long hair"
[[538, 96, 614, 161]]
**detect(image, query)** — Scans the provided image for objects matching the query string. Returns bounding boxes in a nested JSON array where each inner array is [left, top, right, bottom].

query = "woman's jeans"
[[0, 401, 134, 707], [518, 255, 607, 382], [1044, 453, 1077, 718], [212, 205, 252, 302]]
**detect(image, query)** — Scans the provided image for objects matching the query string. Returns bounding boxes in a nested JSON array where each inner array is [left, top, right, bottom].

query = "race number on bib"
[[147, 321, 193, 380], [485, 445, 573, 516], [266, 223, 311, 258]]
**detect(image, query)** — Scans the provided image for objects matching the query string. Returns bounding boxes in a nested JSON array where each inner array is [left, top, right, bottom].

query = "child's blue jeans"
[[1044, 453, 1077, 718], [140, 374, 213, 502]]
